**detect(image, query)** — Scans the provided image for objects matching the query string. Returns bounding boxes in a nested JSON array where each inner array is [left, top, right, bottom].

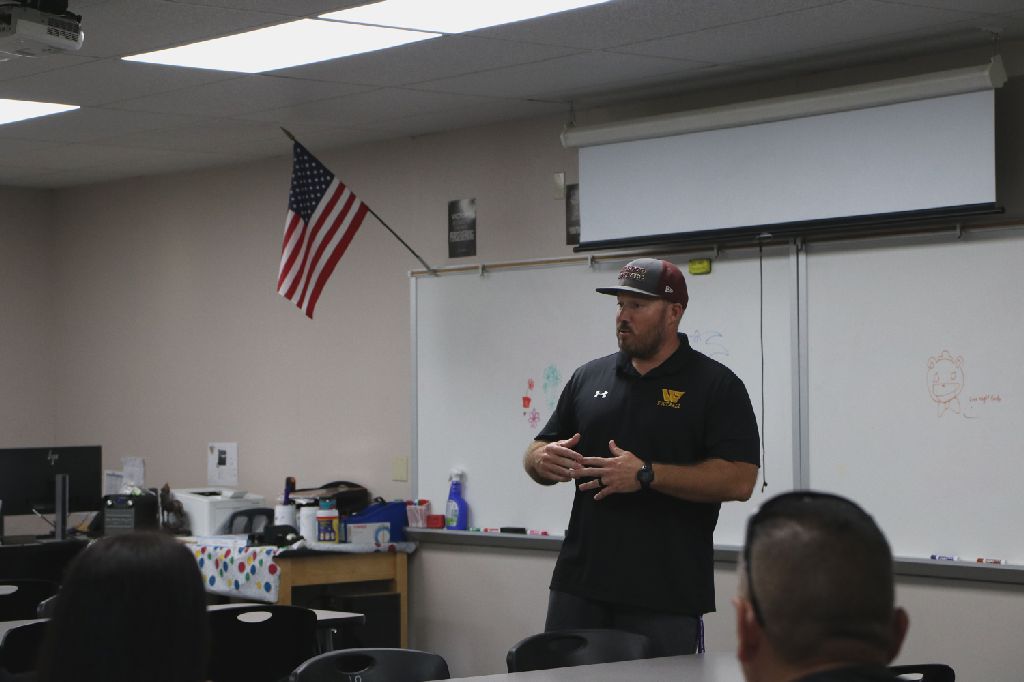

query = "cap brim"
[[595, 286, 660, 298]]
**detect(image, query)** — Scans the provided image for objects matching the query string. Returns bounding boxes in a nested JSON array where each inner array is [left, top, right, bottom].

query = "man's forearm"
[[651, 458, 758, 503]]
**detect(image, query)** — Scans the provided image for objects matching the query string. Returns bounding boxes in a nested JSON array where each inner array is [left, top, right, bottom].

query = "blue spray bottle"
[[445, 468, 468, 530]]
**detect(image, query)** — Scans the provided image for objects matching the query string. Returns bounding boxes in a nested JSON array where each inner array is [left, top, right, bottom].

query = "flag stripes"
[[278, 142, 369, 318]]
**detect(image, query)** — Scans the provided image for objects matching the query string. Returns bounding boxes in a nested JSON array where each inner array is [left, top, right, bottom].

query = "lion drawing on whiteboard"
[[927, 351, 965, 416]]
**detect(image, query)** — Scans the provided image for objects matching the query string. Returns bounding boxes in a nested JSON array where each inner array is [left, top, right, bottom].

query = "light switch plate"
[[391, 456, 409, 482]]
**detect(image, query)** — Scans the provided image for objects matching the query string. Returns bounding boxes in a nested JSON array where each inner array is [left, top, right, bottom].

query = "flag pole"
[[281, 127, 437, 275]]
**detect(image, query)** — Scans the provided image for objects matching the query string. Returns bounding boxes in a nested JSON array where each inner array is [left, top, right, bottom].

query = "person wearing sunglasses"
[[734, 491, 910, 682], [524, 258, 760, 655]]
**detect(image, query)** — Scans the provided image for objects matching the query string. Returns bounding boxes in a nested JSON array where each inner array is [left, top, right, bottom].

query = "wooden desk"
[[274, 550, 408, 647], [445, 653, 742, 682]]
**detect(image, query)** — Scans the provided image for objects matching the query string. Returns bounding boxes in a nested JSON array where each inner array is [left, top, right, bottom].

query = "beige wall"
[[3, 98, 1024, 681], [0, 188, 57, 534], [409, 543, 1024, 679], [0, 187, 56, 444], [41, 115, 577, 508]]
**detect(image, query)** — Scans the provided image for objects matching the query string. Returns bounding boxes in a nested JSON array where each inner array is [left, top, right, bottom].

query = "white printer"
[[172, 487, 265, 536]]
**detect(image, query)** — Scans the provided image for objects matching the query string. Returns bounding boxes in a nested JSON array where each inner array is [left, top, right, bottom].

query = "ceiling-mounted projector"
[[0, 4, 84, 58]]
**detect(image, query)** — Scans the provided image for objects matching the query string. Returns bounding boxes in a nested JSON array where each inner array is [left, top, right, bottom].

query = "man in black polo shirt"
[[524, 257, 760, 656]]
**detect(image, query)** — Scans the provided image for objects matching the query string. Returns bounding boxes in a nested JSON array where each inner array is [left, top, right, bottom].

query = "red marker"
[[528, 530, 549, 536], [976, 557, 1006, 565]]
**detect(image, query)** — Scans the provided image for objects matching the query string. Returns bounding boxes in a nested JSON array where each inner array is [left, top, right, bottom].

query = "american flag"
[[277, 141, 369, 318]]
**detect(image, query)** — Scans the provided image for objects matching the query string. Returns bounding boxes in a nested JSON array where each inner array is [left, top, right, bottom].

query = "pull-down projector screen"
[[577, 90, 997, 249]]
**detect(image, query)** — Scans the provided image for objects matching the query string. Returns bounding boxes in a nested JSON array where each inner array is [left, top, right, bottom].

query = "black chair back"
[[34, 595, 58, 619], [208, 605, 318, 682], [0, 620, 49, 675], [891, 663, 956, 681], [225, 508, 274, 534], [289, 648, 450, 682], [505, 628, 656, 673], [0, 580, 58, 622]]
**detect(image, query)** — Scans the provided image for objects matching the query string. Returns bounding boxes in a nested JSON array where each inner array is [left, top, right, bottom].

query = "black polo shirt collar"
[[615, 332, 694, 379]]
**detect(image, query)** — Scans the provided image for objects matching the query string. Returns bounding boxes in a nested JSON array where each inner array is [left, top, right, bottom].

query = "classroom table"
[[445, 653, 743, 682], [186, 539, 412, 647]]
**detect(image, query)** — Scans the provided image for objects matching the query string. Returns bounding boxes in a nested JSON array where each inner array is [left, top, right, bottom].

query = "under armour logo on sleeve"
[[594, 390, 608, 398]]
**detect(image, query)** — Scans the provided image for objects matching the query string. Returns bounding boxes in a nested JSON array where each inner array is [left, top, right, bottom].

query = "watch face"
[[638, 464, 653, 486]]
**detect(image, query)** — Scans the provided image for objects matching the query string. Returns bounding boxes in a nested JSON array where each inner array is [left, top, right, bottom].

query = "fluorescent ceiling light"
[[0, 98, 78, 126], [123, 19, 439, 73], [562, 57, 1008, 148], [321, 0, 613, 34]]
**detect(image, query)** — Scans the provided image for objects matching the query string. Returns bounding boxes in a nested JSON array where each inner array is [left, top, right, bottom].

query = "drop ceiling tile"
[[239, 87, 511, 126], [614, 0, 996, 64], [154, 0, 364, 15], [0, 53, 97, 82], [73, 0, 287, 58], [4, 0, 1024, 189], [109, 74, 371, 117], [0, 107, 202, 142], [359, 98, 568, 136], [0, 138, 83, 170], [470, 0, 841, 50], [273, 34, 583, 87], [884, 0, 1024, 13], [414, 51, 705, 99], [1, 59, 234, 107], [89, 118, 295, 155], [25, 141, 228, 169]]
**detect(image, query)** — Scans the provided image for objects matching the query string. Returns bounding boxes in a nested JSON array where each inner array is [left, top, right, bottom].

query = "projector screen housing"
[[570, 63, 1004, 251]]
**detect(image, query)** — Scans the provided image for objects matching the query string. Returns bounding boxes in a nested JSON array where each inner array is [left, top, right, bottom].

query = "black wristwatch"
[[637, 461, 654, 491]]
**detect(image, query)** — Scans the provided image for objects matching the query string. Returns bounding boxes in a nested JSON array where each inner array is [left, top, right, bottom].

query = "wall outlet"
[[391, 456, 409, 482]]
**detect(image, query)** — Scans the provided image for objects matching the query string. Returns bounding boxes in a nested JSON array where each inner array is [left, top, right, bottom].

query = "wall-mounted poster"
[[566, 183, 580, 245], [448, 198, 477, 258]]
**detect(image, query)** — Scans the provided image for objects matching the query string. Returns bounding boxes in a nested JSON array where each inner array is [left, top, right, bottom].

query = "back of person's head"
[[36, 531, 209, 682], [735, 491, 908, 679]]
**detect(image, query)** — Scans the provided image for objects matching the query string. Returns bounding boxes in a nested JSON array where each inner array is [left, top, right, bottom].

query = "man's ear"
[[887, 607, 910, 662], [733, 595, 762, 663], [667, 301, 684, 326]]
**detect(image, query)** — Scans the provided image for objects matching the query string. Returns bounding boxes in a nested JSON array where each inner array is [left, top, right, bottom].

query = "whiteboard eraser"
[[688, 258, 712, 275]]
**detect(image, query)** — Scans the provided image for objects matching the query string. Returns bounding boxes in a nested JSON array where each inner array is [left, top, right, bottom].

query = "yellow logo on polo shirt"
[[657, 388, 684, 408]]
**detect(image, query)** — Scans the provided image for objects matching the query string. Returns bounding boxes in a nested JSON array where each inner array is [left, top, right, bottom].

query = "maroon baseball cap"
[[596, 258, 688, 308]]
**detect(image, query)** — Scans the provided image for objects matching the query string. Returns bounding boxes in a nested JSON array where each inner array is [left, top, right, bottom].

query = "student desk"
[[446, 653, 742, 681], [187, 539, 411, 647], [273, 549, 409, 647], [1, 607, 365, 652]]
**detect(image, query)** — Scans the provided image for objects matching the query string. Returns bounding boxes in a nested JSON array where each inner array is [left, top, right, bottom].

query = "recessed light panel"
[[123, 19, 439, 73], [321, 0, 613, 34], [0, 99, 78, 126]]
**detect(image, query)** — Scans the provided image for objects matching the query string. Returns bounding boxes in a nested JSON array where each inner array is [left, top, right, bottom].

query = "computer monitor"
[[0, 446, 103, 518]]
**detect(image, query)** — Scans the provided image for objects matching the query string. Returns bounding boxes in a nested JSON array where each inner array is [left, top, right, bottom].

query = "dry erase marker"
[[529, 530, 549, 536], [930, 554, 959, 561], [483, 527, 501, 533], [976, 557, 1006, 565]]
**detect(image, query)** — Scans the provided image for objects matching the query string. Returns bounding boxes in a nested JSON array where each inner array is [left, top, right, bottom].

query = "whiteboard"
[[413, 248, 795, 546], [806, 228, 1024, 563]]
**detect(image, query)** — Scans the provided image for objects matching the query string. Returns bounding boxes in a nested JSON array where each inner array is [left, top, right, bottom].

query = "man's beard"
[[617, 315, 669, 360]]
